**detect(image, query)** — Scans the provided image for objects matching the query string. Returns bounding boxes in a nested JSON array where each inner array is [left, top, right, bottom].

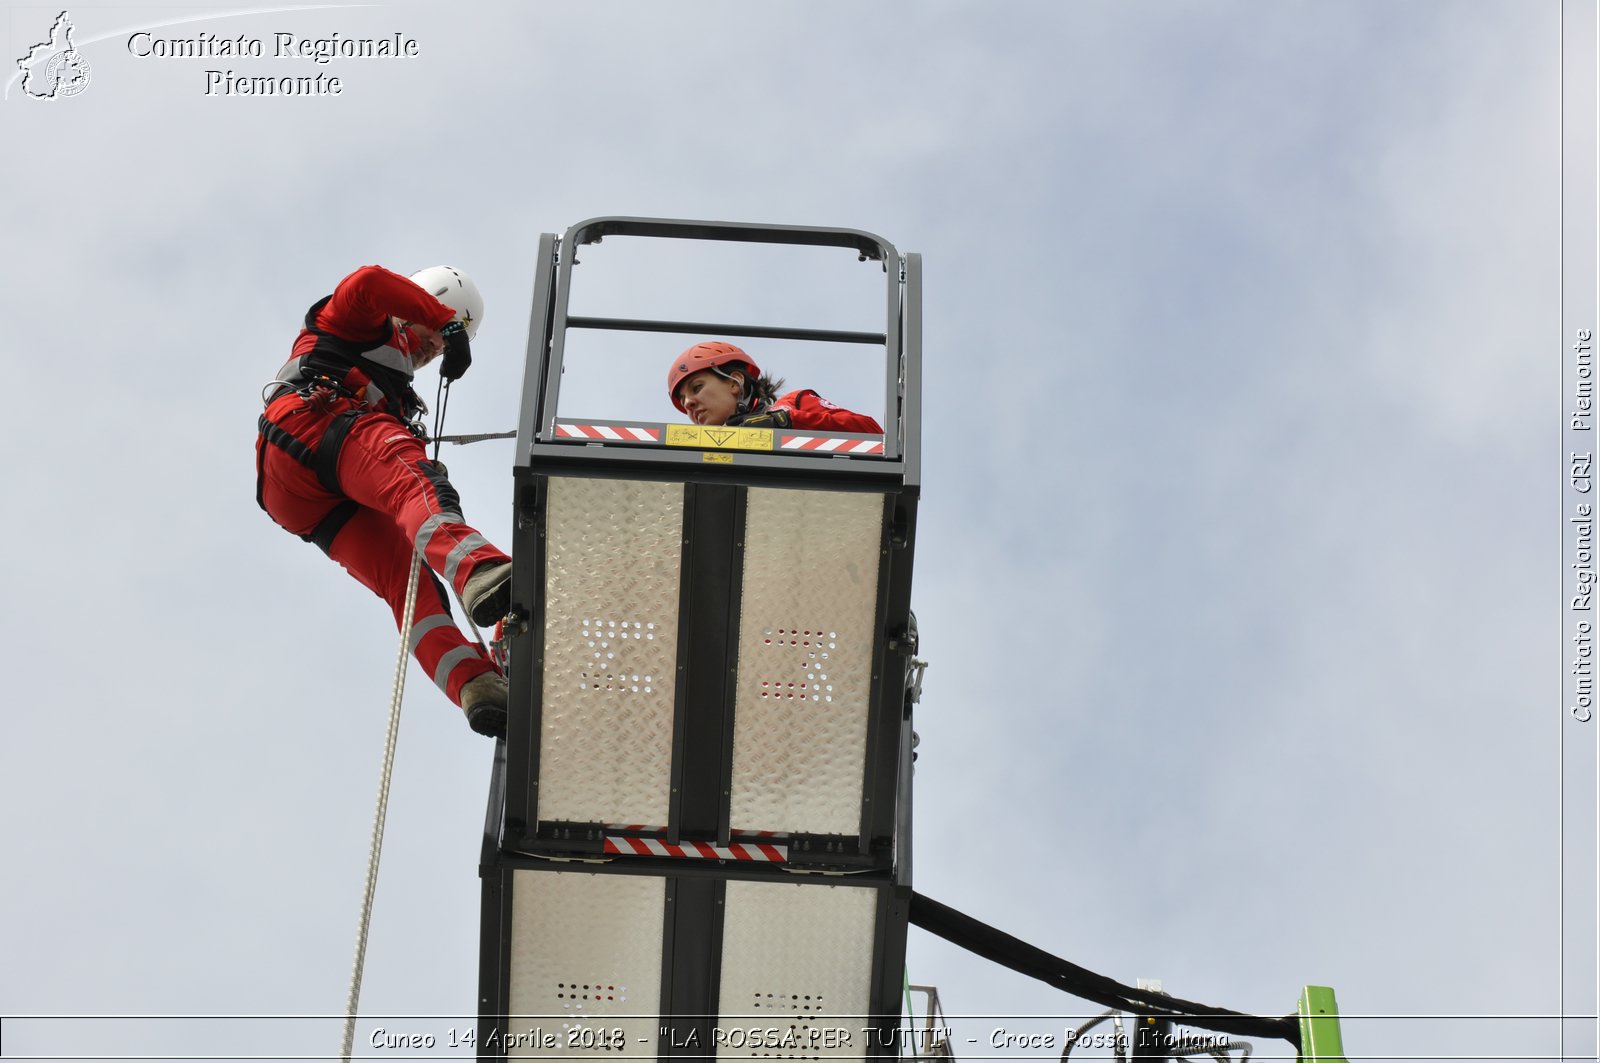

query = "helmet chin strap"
[[709, 364, 756, 414]]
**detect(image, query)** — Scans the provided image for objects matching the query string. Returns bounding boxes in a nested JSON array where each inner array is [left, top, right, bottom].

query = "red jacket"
[[767, 390, 883, 433], [276, 265, 455, 416]]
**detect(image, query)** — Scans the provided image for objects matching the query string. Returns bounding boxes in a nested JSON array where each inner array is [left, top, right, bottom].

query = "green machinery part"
[[1298, 985, 1350, 1062]]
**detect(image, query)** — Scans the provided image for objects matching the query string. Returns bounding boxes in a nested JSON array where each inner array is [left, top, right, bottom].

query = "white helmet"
[[409, 265, 484, 339]]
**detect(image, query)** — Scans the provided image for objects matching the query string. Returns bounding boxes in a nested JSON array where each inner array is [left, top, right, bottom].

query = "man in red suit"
[[256, 265, 514, 738]]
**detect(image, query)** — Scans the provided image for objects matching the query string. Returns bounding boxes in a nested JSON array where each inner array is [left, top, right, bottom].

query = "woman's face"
[[676, 369, 744, 425]]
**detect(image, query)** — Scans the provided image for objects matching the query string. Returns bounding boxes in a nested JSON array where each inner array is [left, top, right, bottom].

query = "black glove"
[[440, 321, 472, 381], [726, 406, 791, 429]]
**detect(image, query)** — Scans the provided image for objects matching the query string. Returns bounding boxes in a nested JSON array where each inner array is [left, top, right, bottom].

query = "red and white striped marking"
[[780, 435, 885, 455], [555, 423, 661, 443], [603, 836, 788, 862]]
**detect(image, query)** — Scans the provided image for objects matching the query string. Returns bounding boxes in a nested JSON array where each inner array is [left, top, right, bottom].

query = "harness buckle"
[[293, 374, 367, 414]]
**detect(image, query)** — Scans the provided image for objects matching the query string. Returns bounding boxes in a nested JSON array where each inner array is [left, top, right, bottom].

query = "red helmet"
[[668, 341, 760, 413]]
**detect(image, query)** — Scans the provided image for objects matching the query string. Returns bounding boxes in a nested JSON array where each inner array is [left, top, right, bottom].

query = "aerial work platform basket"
[[476, 218, 924, 1061]]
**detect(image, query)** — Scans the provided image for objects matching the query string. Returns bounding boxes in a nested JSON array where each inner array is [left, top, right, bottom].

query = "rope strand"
[[431, 376, 450, 462], [339, 551, 422, 1062], [338, 374, 461, 1057]]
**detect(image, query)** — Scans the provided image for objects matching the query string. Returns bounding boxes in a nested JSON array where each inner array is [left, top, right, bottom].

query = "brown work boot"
[[463, 560, 513, 627], [461, 671, 508, 739]]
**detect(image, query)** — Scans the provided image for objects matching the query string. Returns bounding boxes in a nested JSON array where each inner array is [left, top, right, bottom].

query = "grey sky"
[[0, 2, 1585, 1060]]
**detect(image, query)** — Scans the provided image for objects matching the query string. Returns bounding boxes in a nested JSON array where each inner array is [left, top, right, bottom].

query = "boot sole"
[[466, 704, 507, 739], [467, 569, 513, 627]]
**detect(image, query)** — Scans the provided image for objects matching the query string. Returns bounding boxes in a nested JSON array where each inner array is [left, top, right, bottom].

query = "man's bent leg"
[[331, 415, 511, 597], [326, 506, 499, 707]]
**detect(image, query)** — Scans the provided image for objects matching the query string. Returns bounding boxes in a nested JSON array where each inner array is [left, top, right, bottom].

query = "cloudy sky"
[[1, 2, 1591, 1061]]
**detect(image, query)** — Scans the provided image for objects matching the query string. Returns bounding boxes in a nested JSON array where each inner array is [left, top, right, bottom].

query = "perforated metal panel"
[[507, 871, 664, 1059], [717, 881, 879, 1060], [539, 477, 683, 825], [730, 489, 884, 835]]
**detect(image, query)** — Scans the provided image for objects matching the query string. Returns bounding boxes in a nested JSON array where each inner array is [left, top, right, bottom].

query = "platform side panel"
[[477, 864, 511, 1062], [860, 493, 919, 848], [506, 870, 665, 1059], [538, 477, 684, 826], [717, 881, 880, 1061], [729, 488, 884, 836]]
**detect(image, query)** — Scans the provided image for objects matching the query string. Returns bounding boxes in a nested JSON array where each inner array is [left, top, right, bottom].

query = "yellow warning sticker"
[[664, 425, 775, 452], [703, 452, 734, 464]]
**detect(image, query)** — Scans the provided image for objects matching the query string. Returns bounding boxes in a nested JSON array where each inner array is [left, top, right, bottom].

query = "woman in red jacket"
[[667, 341, 883, 432]]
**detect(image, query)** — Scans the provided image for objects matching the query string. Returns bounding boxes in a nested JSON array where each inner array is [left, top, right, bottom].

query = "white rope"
[[339, 551, 423, 1062]]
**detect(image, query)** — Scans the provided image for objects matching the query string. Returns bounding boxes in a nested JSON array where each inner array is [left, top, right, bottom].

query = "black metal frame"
[[483, 217, 922, 1061], [670, 481, 745, 844]]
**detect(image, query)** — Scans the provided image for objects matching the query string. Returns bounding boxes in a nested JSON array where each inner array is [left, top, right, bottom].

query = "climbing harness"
[[257, 291, 432, 552], [255, 362, 440, 556], [254, 386, 365, 554], [282, 294, 423, 421]]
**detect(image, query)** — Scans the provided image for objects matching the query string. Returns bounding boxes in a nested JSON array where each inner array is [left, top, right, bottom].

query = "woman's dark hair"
[[742, 368, 785, 408]]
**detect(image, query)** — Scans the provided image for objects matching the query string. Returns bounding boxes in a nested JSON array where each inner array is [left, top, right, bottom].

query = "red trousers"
[[257, 392, 509, 707]]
